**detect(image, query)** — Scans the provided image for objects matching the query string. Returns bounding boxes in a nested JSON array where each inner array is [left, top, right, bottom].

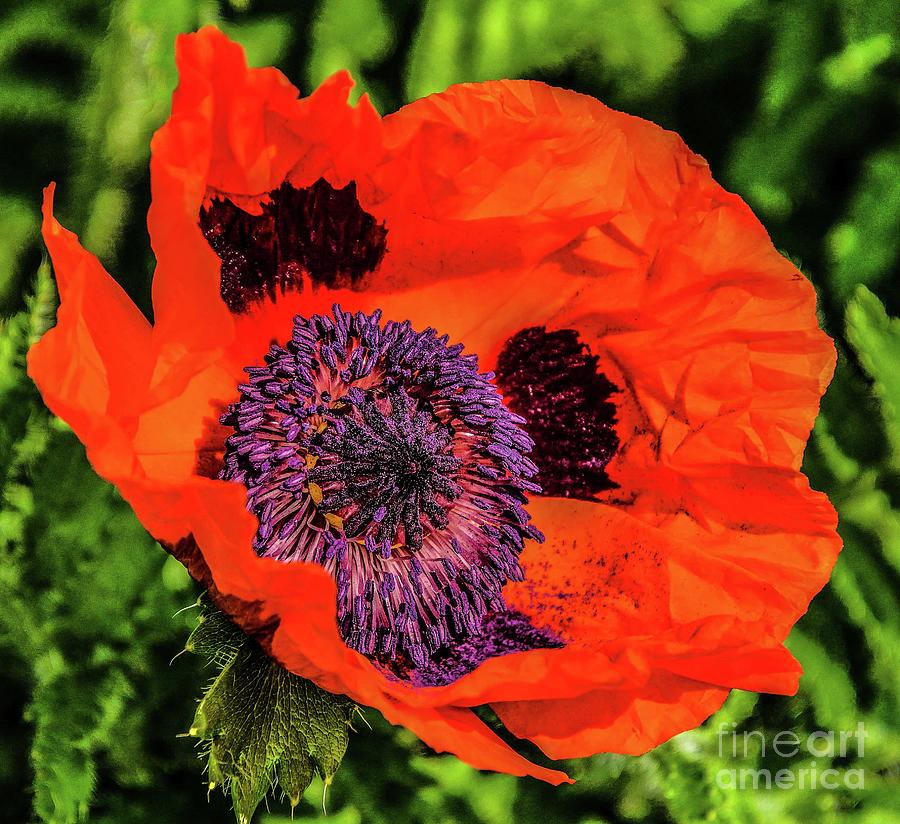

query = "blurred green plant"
[[0, 0, 897, 822]]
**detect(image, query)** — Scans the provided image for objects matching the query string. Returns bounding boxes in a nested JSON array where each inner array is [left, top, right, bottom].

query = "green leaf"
[[845, 286, 900, 463], [786, 629, 858, 730], [404, 0, 685, 103], [28, 655, 134, 824], [828, 146, 900, 303], [186, 600, 355, 822], [307, 0, 393, 109]]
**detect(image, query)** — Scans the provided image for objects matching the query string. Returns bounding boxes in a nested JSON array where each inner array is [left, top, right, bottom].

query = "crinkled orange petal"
[[369, 79, 630, 292], [28, 185, 152, 466], [379, 703, 572, 785], [26, 185, 237, 543], [506, 496, 825, 688], [149, 29, 637, 361], [662, 473, 841, 638], [148, 25, 382, 351], [493, 673, 729, 760]]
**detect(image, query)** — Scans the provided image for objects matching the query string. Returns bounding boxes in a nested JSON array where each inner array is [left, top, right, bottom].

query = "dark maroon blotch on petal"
[[495, 327, 619, 499], [199, 178, 387, 313]]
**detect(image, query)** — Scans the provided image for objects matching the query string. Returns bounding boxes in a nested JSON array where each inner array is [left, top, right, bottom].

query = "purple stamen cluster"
[[220, 305, 545, 675]]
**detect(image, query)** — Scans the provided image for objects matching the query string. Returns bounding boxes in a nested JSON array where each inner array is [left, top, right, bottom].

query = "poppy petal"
[[493, 673, 729, 760], [151, 37, 643, 360], [148, 25, 382, 346], [29, 184, 245, 540], [379, 702, 572, 785], [27, 184, 152, 488], [371, 79, 631, 289]]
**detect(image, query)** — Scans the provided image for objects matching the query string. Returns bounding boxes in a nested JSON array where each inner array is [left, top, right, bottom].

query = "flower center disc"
[[221, 305, 544, 675]]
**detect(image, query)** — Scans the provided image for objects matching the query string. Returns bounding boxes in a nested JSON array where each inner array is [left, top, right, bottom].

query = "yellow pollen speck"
[[316, 421, 328, 434], [305, 453, 318, 469], [324, 513, 344, 530], [308, 482, 324, 504]]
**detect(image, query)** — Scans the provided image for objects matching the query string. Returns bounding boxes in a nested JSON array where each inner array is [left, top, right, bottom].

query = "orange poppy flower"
[[29, 26, 841, 784]]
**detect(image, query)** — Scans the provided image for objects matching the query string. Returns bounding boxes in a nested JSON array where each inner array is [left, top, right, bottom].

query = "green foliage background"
[[0, 0, 898, 822]]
